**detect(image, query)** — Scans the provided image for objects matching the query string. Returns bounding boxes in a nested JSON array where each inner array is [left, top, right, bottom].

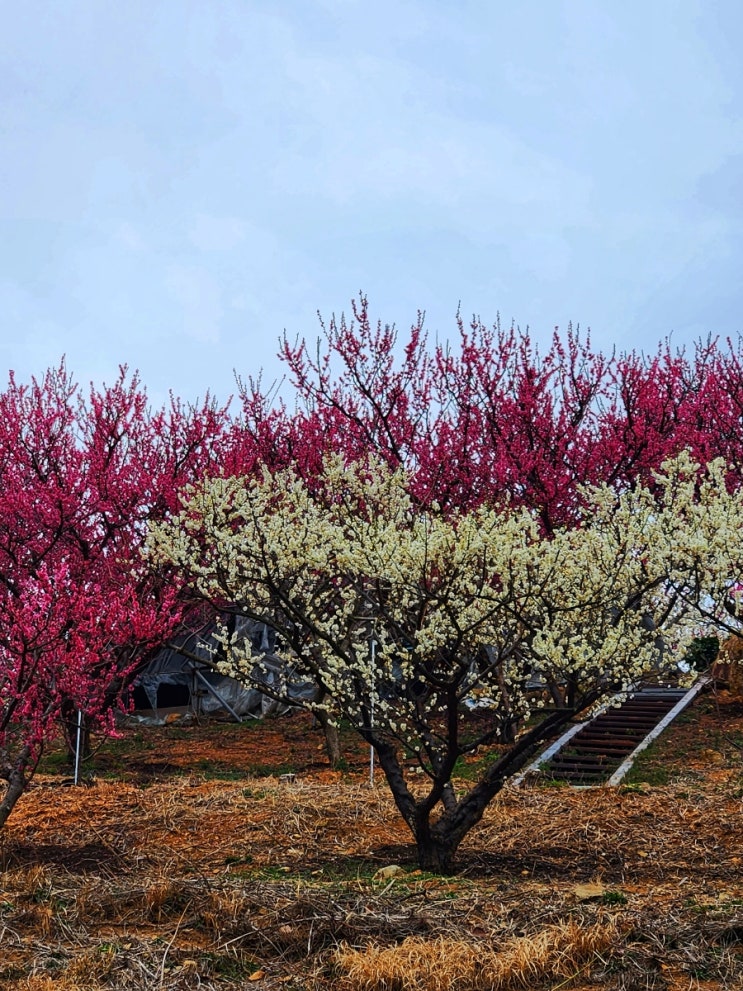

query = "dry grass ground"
[[0, 689, 741, 990]]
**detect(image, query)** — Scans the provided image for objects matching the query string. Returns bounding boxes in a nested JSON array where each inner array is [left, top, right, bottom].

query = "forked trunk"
[[390, 708, 588, 874], [412, 806, 470, 874], [415, 830, 459, 874]]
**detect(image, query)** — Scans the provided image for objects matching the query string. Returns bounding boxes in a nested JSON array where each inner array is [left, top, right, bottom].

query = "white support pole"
[[73, 709, 83, 786]]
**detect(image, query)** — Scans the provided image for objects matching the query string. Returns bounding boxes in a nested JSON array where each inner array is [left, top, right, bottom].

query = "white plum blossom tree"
[[148, 453, 743, 872]]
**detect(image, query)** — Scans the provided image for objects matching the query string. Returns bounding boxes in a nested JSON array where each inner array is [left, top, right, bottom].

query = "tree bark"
[[415, 832, 458, 873], [413, 811, 461, 873], [0, 745, 33, 831], [314, 709, 342, 768]]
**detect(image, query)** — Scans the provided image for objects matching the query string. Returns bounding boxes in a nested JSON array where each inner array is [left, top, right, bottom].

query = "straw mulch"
[[0, 691, 741, 989], [330, 920, 623, 991]]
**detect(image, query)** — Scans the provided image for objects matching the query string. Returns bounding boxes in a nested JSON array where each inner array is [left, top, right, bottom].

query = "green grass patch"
[[602, 890, 628, 905], [623, 756, 670, 787], [195, 759, 245, 780], [452, 749, 502, 781]]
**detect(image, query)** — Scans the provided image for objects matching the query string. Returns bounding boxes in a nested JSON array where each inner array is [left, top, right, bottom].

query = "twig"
[[549, 957, 594, 990], [157, 904, 189, 988]]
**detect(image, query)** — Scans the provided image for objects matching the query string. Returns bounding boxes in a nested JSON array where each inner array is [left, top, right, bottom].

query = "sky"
[[1, 0, 742, 408]]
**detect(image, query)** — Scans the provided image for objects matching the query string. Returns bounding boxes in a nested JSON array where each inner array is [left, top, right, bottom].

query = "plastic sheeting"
[[134, 618, 317, 720]]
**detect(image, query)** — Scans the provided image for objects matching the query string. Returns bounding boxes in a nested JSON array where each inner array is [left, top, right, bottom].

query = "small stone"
[[573, 881, 605, 901], [374, 864, 403, 879]]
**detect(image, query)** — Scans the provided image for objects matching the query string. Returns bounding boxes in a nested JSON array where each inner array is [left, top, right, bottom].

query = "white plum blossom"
[[147, 452, 743, 871]]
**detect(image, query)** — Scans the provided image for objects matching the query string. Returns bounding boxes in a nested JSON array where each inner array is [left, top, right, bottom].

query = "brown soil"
[[0, 689, 741, 990]]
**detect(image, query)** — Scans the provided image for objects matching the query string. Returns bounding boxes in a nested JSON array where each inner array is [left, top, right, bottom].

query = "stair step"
[[527, 681, 706, 787], [568, 743, 636, 754]]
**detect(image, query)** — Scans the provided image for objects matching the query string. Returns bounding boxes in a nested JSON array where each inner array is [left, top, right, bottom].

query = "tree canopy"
[[4, 302, 743, 852], [149, 453, 743, 871], [0, 364, 228, 827]]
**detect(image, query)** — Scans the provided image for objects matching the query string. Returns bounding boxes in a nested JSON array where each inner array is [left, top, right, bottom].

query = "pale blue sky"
[[1, 1, 742, 405]]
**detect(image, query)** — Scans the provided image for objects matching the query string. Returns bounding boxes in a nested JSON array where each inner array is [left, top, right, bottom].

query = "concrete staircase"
[[514, 679, 708, 787]]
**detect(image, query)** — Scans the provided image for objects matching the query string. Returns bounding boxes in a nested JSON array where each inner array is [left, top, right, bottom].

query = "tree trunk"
[[404, 707, 592, 874], [0, 745, 33, 831], [415, 827, 458, 874], [314, 709, 342, 768]]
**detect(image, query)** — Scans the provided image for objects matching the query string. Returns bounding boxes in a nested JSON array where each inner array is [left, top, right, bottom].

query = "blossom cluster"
[[149, 452, 743, 780]]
